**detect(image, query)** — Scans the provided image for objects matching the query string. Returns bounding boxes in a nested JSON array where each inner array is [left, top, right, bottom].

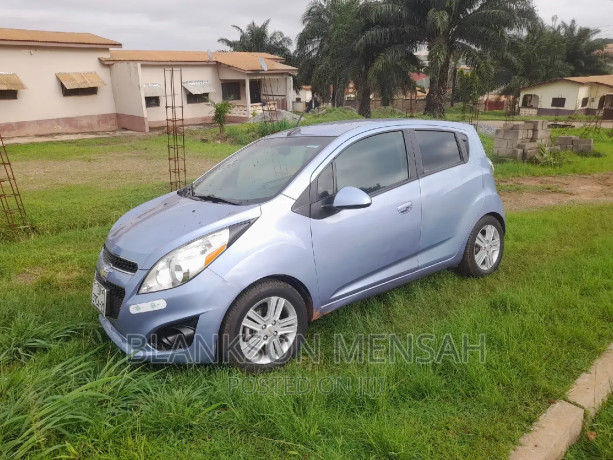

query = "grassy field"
[[1, 112, 613, 458], [566, 397, 613, 459]]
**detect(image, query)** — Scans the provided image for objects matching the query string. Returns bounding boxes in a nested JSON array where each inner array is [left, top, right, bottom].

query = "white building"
[[101, 50, 297, 132], [0, 27, 121, 137], [519, 75, 613, 117], [0, 27, 298, 137]]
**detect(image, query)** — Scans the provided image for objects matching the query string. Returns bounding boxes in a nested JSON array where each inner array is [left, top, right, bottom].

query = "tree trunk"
[[334, 82, 345, 108], [358, 86, 372, 118], [331, 85, 338, 108], [450, 66, 458, 107], [424, 58, 451, 118]]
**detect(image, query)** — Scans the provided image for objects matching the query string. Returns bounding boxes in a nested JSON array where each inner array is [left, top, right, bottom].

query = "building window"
[[186, 92, 209, 104], [221, 82, 241, 101], [0, 90, 18, 100], [581, 97, 588, 108], [551, 97, 566, 108], [61, 86, 98, 97], [145, 96, 160, 108], [56, 72, 103, 97]]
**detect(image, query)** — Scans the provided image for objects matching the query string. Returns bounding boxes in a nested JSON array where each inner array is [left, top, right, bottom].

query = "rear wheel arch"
[[486, 212, 506, 234]]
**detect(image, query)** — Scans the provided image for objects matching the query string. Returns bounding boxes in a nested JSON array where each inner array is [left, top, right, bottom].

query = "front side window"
[[414, 130, 462, 174], [334, 131, 409, 195], [191, 137, 333, 204]]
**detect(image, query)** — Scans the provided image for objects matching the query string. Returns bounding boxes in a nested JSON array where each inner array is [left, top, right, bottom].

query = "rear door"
[[309, 130, 422, 306], [410, 129, 483, 266]]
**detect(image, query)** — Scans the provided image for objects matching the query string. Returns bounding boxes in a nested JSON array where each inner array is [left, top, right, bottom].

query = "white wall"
[[584, 83, 613, 109], [520, 81, 581, 110], [140, 64, 220, 124], [0, 45, 116, 124], [110, 62, 145, 118]]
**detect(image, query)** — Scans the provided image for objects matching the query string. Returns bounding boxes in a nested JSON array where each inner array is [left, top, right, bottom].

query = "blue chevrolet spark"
[[93, 120, 505, 370]]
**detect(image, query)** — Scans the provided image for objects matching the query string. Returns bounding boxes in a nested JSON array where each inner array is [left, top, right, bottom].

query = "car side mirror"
[[332, 186, 372, 210]]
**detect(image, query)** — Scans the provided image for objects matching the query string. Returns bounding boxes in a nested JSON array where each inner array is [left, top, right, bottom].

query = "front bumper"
[[95, 249, 241, 364]]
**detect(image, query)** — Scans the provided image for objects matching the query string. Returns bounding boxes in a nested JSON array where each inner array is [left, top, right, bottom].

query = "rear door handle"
[[397, 201, 413, 214]]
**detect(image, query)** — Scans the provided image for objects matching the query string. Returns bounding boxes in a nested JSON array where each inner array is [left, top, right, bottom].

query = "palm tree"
[[558, 20, 610, 76], [496, 23, 571, 107], [296, 0, 361, 108], [296, 0, 414, 117], [218, 19, 293, 61], [362, 0, 536, 117]]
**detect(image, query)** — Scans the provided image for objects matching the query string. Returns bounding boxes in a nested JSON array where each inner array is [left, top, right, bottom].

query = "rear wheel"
[[457, 215, 504, 277], [219, 280, 307, 371]]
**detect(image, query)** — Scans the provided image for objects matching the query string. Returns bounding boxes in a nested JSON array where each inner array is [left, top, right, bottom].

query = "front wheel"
[[219, 280, 307, 371], [457, 215, 504, 277]]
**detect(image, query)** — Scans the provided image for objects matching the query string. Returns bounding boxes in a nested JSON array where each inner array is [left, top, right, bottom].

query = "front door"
[[310, 130, 422, 306], [249, 80, 262, 104]]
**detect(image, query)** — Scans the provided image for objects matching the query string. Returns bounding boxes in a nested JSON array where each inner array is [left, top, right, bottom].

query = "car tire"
[[457, 215, 504, 277], [219, 280, 307, 371]]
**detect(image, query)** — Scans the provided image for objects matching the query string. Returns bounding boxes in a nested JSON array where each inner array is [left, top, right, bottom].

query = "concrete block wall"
[[554, 136, 594, 153], [493, 121, 552, 161]]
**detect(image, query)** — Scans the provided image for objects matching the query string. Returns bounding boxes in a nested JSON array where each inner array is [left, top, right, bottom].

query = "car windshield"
[[190, 136, 333, 204]]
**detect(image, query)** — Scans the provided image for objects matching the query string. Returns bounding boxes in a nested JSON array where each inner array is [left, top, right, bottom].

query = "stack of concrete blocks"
[[554, 136, 594, 154], [493, 120, 552, 161]]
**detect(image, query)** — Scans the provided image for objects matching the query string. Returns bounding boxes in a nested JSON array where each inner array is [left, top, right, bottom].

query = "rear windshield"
[[191, 136, 333, 204]]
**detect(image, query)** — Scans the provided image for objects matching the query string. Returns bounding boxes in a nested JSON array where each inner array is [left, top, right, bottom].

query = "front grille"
[[96, 274, 125, 319], [102, 246, 138, 274]]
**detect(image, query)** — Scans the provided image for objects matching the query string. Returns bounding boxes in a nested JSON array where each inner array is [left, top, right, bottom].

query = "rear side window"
[[414, 131, 462, 174], [335, 131, 409, 195]]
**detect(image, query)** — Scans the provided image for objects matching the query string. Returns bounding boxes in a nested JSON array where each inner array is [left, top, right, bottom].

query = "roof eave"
[[0, 39, 122, 49], [520, 78, 583, 91], [100, 59, 216, 65]]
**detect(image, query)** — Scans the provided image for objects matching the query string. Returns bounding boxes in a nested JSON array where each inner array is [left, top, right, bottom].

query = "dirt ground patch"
[[499, 172, 613, 211], [12, 152, 217, 191]]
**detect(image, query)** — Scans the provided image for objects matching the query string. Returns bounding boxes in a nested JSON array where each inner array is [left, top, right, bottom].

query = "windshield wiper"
[[193, 194, 238, 205]]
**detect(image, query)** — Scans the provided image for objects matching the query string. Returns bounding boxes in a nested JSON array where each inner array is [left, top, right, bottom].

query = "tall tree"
[[495, 19, 610, 109], [296, 0, 361, 108], [218, 19, 293, 61], [496, 23, 571, 106], [296, 0, 414, 117], [362, 0, 536, 118], [558, 20, 610, 76]]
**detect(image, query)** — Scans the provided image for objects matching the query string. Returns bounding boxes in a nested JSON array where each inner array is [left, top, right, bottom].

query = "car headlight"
[[139, 225, 239, 294]]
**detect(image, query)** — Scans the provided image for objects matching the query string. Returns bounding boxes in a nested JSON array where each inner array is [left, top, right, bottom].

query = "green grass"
[[2, 195, 613, 458], [566, 397, 613, 459], [482, 128, 613, 178], [2, 128, 613, 456], [1, 109, 613, 457]]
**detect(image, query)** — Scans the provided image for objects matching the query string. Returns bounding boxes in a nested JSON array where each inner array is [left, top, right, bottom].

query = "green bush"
[[211, 100, 234, 136], [255, 120, 294, 138]]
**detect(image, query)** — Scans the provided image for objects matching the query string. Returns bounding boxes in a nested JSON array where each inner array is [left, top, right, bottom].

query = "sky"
[[1, 0, 612, 51]]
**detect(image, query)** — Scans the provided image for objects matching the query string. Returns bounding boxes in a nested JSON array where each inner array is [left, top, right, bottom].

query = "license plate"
[[92, 277, 108, 315]]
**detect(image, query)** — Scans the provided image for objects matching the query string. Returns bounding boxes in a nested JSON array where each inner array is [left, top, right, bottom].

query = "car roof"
[[268, 118, 474, 138]]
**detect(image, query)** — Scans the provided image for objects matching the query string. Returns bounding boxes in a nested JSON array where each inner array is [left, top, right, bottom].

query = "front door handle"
[[397, 201, 413, 214]]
